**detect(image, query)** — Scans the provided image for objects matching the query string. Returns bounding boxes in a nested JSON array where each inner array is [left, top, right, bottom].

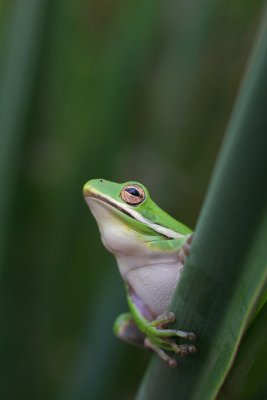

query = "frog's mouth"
[[84, 188, 184, 240], [85, 190, 134, 220]]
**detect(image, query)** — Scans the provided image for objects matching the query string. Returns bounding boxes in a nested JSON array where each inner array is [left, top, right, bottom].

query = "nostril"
[[100, 179, 103, 183]]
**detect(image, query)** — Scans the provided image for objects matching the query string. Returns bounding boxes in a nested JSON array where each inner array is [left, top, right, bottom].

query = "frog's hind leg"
[[113, 312, 145, 347]]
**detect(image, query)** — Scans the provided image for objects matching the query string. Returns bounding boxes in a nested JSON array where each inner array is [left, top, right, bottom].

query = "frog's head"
[[83, 179, 149, 218], [83, 179, 191, 245]]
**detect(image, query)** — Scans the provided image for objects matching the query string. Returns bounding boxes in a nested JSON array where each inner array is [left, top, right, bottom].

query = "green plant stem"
[[136, 9, 267, 400]]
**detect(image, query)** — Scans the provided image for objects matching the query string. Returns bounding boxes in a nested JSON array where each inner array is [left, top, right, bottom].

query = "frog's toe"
[[168, 358, 177, 368], [168, 341, 196, 356], [165, 311, 176, 323], [179, 344, 196, 356], [188, 345, 196, 354], [187, 332, 197, 341]]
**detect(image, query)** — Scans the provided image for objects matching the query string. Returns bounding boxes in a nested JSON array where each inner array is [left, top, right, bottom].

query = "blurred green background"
[[0, 1, 264, 399]]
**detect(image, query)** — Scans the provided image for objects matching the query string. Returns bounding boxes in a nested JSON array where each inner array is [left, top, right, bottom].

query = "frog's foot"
[[178, 233, 193, 265], [144, 337, 177, 368], [144, 311, 196, 364], [184, 234, 193, 255], [148, 312, 197, 341], [144, 335, 196, 367]]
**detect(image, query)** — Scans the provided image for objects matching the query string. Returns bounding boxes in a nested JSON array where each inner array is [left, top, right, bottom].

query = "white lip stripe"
[[87, 192, 184, 239]]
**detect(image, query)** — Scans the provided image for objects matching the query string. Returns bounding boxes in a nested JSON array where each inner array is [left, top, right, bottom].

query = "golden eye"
[[120, 184, 145, 205]]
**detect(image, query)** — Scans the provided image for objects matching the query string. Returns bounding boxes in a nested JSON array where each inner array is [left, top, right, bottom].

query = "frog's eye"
[[121, 184, 145, 205]]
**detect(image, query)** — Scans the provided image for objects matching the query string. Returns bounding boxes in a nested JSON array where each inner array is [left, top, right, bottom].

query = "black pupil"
[[126, 187, 140, 197]]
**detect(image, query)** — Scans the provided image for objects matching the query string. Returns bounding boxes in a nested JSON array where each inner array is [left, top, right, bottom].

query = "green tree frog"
[[83, 179, 196, 367]]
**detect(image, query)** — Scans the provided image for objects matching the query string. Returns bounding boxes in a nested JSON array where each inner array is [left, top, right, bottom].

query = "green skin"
[[83, 179, 196, 367]]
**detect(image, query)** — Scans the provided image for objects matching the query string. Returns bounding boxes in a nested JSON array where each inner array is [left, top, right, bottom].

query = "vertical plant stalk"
[[136, 8, 267, 400]]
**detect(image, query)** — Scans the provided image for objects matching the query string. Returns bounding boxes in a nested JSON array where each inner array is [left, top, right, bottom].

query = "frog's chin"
[[85, 197, 144, 256]]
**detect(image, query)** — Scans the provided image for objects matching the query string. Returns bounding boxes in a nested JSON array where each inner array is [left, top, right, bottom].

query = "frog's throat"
[[85, 191, 184, 240]]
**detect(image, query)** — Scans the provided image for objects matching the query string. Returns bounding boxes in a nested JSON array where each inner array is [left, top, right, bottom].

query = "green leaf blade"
[[219, 294, 267, 400], [136, 10, 267, 400]]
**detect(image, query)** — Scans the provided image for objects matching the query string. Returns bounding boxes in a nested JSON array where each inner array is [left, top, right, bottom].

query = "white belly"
[[123, 260, 183, 316]]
